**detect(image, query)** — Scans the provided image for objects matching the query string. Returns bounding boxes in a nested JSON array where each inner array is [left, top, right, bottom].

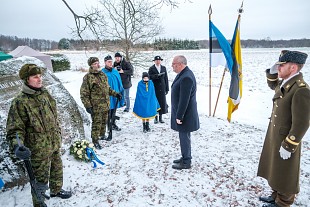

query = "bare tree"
[[61, 0, 187, 68]]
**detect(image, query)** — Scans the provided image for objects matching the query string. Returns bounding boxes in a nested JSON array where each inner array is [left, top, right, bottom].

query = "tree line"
[[0, 35, 58, 52], [1, 34, 310, 53]]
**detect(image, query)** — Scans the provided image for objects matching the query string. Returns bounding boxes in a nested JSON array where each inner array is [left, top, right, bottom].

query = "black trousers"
[[179, 131, 192, 164]]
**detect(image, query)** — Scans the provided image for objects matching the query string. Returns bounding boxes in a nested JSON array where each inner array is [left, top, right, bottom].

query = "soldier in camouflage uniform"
[[6, 64, 72, 207], [80, 57, 121, 149]]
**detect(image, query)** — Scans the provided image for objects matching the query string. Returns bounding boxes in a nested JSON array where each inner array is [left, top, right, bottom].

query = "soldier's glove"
[[36, 182, 49, 200], [86, 107, 93, 115], [116, 93, 122, 101], [269, 64, 278, 74], [279, 146, 291, 160], [14, 145, 31, 160]]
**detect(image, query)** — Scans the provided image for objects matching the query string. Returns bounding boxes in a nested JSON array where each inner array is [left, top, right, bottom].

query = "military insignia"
[[299, 83, 305, 87], [286, 85, 290, 88]]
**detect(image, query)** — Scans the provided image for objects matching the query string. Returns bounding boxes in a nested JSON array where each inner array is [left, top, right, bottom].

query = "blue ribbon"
[[86, 147, 105, 168], [0, 178, 4, 189]]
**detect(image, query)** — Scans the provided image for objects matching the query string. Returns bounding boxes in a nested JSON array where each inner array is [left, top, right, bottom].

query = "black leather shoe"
[[112, 124, 121, 131], [173, 157, 183, 163], [259, 196, 275, 203], [50, 189, 72, 199], [172, 162, 191, 170], [124, 109, 129, 112], [94, 143, 102, 150], [100, 135, 107, 140], [262, 203, 278, 207]]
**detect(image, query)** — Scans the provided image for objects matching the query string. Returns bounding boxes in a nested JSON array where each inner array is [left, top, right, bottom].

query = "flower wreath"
[[69, 140, 94, 162]]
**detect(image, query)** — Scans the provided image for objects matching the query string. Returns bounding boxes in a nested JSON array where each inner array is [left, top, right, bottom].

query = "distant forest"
[[1, 34, 310, 52]]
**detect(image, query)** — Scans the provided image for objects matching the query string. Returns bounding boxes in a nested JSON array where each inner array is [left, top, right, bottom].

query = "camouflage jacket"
[[80, 67, 117, 110], [6, 84, 62, 158]]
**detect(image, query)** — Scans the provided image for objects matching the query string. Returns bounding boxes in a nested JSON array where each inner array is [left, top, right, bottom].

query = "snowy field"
[[0, 48, 310, 207]]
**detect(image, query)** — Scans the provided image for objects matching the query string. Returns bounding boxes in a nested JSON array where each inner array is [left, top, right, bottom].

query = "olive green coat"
[[257, 71, 310, 194], [6, 84, 62, 156], [80, 68, 117, 140]]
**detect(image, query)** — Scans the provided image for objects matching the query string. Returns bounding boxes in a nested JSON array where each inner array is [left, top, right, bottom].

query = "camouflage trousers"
[[91, 108, 109, 143], [32, 150, 63, 207]]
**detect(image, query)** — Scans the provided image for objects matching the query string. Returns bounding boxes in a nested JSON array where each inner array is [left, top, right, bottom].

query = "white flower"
[[88, 143, 94, 148], [74, 147, 77, 152], [78, 155, 82, 158], [77, 150, 82, 155]]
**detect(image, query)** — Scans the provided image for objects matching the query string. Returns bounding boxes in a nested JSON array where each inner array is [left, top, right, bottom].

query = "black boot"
[[146, 122, 151, 132], [159, 114, 164, 123], [50, 189, 72, 199], [143, 123, 147, 133], [154, 115, 158, 124], [112, 123, 121, 131]]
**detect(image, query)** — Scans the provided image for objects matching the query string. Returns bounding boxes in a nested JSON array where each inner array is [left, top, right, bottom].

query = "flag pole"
[[208, 5, 212, 116], [213, 68, 227, 117]]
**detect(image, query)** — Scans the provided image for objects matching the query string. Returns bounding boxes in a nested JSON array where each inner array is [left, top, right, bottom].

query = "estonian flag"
[[227, 16, 242, 122], [209, 20, 233, 71]]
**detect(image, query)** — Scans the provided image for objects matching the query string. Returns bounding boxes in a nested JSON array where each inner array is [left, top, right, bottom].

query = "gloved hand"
[[14, 145, 31, 160], [269, 64, 278, 74], [36, 182, 49, 200], [116, 93, 122, 100], [279, 146, 291, 160]]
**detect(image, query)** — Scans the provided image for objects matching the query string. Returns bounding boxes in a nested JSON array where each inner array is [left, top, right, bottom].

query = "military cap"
[[142, 72, 149, 79], [114, 52, 122, 58], [153, 56, 163, 61], [19, 64, 43, 80], [276, 50, 308, 65], [88, 57, 99, 66], [104, 55, 113, 61]]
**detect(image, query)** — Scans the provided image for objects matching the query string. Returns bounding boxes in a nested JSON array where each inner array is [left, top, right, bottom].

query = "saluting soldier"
[[257, 50, 310, 207], [6, 64, 72, 207], [80, 57, 121, 148]]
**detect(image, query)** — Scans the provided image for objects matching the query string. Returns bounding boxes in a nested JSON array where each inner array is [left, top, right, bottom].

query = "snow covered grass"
[[1, 48, 309, 206]]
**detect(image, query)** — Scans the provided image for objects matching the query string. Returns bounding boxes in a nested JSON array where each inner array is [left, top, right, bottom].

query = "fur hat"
[[115, 52, 122, 58], [19, 64, 43, 80], [88, 57, 99, 66], [104, 55, 113, 61], [276, 50, 308, 65], [142, 72, 149, 79], [153, 56, 163, 61]]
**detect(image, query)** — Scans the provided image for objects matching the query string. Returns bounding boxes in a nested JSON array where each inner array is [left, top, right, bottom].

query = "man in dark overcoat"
[[148, 56, 169, 123], [170, 55, 199, 170], [257, 50, 310, 207]]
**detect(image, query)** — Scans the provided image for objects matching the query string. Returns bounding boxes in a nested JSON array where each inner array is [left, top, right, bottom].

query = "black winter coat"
[[170, 66, 199, 132], [148, 64, 169, 114], [113, 59, 133, 89]]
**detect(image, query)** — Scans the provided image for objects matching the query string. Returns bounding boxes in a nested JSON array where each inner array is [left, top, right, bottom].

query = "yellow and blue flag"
[[227, 16, 242, 122]]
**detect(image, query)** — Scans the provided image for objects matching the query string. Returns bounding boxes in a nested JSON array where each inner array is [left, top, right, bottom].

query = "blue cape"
[[102, 68, 124, 109], [133, 80, 160, 120]]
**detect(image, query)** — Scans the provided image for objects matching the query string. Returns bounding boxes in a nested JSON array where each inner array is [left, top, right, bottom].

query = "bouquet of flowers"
[[69, 140, 94, 162]]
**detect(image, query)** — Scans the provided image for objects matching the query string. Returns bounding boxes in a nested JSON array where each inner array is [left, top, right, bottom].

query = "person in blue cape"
[[102, 55, 124, 131], [133, 72, 160, 133]]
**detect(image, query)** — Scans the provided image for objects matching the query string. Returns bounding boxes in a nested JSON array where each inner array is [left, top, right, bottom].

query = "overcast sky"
[[1, 0, 309, 42]]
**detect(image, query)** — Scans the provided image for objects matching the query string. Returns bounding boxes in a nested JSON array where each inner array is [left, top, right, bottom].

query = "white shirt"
[[155, 64, 161, 73], [280, 72, 300, 88]]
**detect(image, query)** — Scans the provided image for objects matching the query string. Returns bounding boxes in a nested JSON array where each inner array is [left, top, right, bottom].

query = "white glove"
[[279, 146, 291, 160], [269, 64, 278, 74]]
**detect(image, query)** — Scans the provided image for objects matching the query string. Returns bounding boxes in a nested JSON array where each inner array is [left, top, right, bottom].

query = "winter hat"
[[153, 56, 163, 61], [115, 52, 122, 58], [88, 57, 99, 66], [142, 72, 149, 79], [19, 64, 43, 80], [104, 55, 113, 61], [276, 50, 308, 65]]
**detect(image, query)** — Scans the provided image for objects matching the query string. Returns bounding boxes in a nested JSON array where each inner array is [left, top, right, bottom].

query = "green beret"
[[19, 64, 43, 80], [88, 57, 99, 66]]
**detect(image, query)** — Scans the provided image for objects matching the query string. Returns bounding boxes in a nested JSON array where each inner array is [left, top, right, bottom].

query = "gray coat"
[[257, 71, 310, 194], [170, 66, 199, 132]]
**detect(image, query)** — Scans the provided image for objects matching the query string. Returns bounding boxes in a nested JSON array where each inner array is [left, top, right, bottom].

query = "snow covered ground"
[[1, 48, 310, 207]]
